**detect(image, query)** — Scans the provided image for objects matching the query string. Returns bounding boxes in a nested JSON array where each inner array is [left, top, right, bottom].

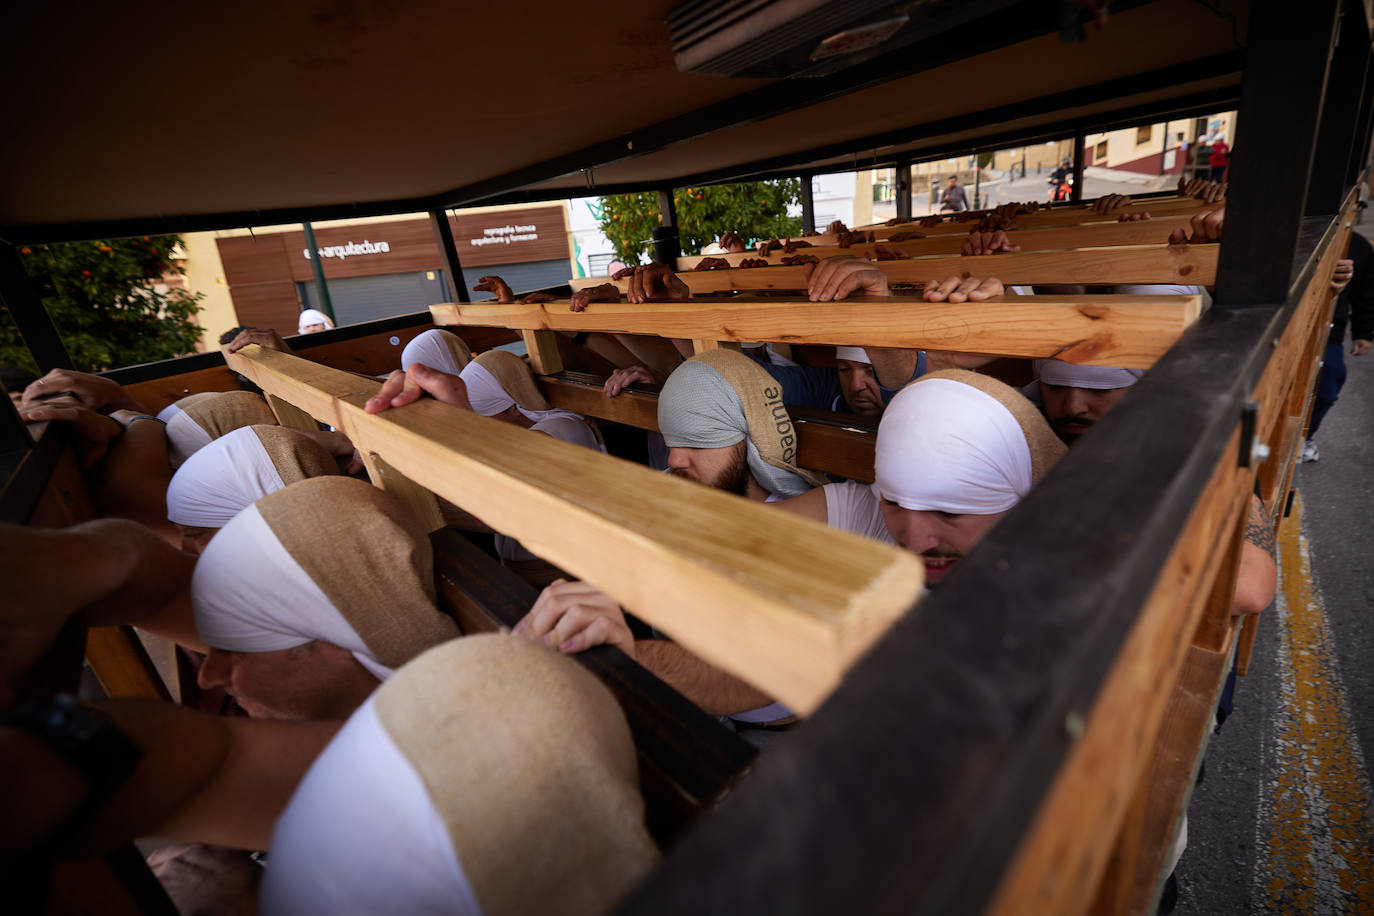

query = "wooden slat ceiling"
[[0, 0, 1246, 235]]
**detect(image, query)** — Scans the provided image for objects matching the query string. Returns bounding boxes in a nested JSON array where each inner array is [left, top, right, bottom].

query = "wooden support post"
[[85, 626, 173, 701], [895, 159, 912, 221], [521, 329, 564, 375], [434, 292, 1201, 369], [266, 393, 320, 431], [360, 451, 446, 533], [225, 344, 925, 716], [690, 339, 741, 353]]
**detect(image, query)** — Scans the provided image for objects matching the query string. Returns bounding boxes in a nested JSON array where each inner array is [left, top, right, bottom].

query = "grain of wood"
[[676, 217, 1201, 267], [575, 245, 1216, 292], [434, 294, 1200, 368]]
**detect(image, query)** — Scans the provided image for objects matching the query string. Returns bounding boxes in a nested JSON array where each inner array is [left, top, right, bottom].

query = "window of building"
[[1094, 140, 1109, 161], [1136, 125, 1153, 145]]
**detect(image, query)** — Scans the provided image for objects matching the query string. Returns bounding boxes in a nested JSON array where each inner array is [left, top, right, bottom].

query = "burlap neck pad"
[[255, 477, 458, 669], [472, 350, 551, 411], [688, 348, 828, 490], [251, 425, 341, 484], [184, 390, 279, 438], [921, 369, 1066, 483], [374, 634, 658, 916]]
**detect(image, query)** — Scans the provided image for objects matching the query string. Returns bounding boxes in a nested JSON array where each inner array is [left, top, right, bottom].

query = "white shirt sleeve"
[[823, 481, 895, 545]]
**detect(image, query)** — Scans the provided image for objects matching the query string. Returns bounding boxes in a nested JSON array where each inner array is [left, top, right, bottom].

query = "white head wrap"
[[161, 391, 279, 468], [298, 309, 334, 333], [191, 477, 457, 680], [834, 346, 872, 364], [400, 329, 472, 375], [1036, 360, 1144, 390], [657, 353, 825, 498], [459, 354, 583, 425], [166, 426, 338, 529], [875, 377, 1034, 514], [261, 635, 657, 916]]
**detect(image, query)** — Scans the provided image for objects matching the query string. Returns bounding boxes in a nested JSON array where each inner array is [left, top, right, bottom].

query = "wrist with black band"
[[1, 695, 142, 872]]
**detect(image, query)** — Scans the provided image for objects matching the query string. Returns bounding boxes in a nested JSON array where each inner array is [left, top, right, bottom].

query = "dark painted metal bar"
[[1071, 135, 1085, 202], [799, 172, 815, 232], [1214, 0, 1340, 306], [1308, 1, 1371, 215], [895, 159, 912, 220], [428, 210, 470, 304], [0, 243, 73, 371], [654, 188, 680, 265], [300, 222, 337, 325], [100, 310, 435, 386]]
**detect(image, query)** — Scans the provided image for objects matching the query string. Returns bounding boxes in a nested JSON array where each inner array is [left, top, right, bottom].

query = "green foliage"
[[596, 180, 803, 265], [1, 236, 204, 373]]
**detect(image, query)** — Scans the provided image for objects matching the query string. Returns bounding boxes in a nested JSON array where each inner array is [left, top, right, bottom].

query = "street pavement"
[[1176, 227, 1374, 915]]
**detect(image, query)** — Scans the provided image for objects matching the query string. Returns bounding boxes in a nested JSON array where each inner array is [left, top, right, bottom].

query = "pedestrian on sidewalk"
[[940, 175, 970, 212], [1304, 232, 1374, 461]]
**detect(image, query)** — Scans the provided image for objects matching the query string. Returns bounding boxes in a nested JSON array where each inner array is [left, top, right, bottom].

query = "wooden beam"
[[434, 294, 1201, 368], [521, 329, 564, 375], [677, 216, 1202, 267], [266, 393, 320, 431], [573, 245, 1216, 293], [224, 345, 926, 716]]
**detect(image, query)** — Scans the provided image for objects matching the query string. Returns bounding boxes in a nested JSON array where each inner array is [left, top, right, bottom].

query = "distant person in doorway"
[[298, 309, 334, 334], [940, 175, 970, 213]]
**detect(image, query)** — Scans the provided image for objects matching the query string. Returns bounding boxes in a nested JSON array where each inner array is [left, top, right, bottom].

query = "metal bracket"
[[1237, 400, 1260, 468]]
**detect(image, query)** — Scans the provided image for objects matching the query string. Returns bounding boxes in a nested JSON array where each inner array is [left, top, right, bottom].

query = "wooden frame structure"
[[3, 1, 1372, 914]]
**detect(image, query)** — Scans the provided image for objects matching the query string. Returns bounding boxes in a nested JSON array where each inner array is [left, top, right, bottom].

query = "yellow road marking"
[[1256, 492, 1374, 914]]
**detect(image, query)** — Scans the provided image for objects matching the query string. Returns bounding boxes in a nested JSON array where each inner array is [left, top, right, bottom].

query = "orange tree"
[[1, 235, 203, 373], [596, 179, 803, 264]]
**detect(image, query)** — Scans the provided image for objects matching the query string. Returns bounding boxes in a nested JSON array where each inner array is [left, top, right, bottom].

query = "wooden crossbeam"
[[573, 245, 1216, 292], [433, 294, 1201, 368], [224, 345, 926, 715], [676, 216, 1200, 268]]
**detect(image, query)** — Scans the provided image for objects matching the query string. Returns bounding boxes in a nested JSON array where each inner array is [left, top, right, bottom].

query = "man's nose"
[[898, 515, 940, 553], [666, 448, 690, 469], [197, 648, 231, 690], [1065, 387, 1092, 417]]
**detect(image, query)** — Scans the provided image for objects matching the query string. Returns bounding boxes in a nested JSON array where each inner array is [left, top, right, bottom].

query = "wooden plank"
[[267, 393, 320, 431], [121, 365, 242, 414], [225, 345, 926, 716], [987, 426, 1248, 916], [521, 329, 564, 374], [1088, 642, 1232, 916], [434, 294, 1201, 369], [677, 216, 1201, 267], [573, 245, 1216, 293], [756, 197, 1208, 247], [691, 339, 741, 353], [361, 451, 446, 533], [85, 625, 173, 701]]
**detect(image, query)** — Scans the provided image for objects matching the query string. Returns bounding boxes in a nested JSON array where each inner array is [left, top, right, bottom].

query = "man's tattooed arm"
[[1244, 494, 1277, 558]]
